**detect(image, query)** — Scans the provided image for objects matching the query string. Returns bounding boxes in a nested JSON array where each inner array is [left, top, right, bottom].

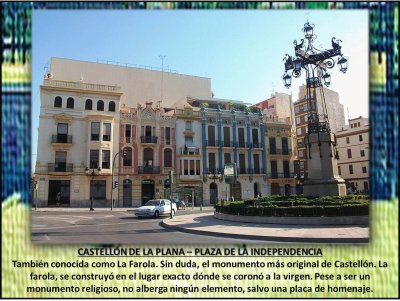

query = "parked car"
[[134, 199, 177, 218]]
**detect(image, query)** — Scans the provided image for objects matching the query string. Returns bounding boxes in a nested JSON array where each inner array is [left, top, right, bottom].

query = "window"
[[363, 181, 369, 191], [184, 160, 188, 175], [346, 137, 350, 144], [349, 164, 354, 174], [252, 128, 259, 146], [282, 137, 289, 155], [125, 125, 131, 143], [208, 125, 215, 146], [283, 160, 290, 178], [90, 150, 99, 169], [298, 150, 304, 158], [358, 122, 361, 127], [360, 150, 365, 157], [90, 180, 106, 200], [57, 123, 68, 143], [238, 128, 245, 147], [123, 148, 132, 167], [196, 160, 200, 175], [269, 137, 276, 154], [145, 126, 152, 137], [164, 149, 172, 167], [238, 154, 246, 174], [224, 153, 231, 165], [208, 153, 216, 171], [91, 122, 100, 141], [67, 97, 74, 109], [185, 121, 192, 131], [85, 99, 92, 110], [103, 123, 111, 141], [54, 96, 62, 108], [55, 151, 67, 172], [190, 160, 195, 175], [297, 128, 302, 135], [362, 166, 367, 173], [271, 160, 278, 178], [102, 150, 110, 169], [224, 127, 231, 147], [253, 154, 260, 173], [338, 165, 341, 175], [347, 149, 352, 158], [109, 101, 116, 112], [297, 139, 303, 147], [165, 127, 171, 145], [359, 134, 363, 142], [97, 100, 104, 111]]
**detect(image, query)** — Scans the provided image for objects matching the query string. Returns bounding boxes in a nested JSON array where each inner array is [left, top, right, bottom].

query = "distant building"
[[264, 116, 297, 195], [335, 117, 370, 193], [294, 85, 346, 175], [252, 92, 294, 123]]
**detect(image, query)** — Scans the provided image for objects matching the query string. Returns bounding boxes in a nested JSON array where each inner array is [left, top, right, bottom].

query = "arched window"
[[85, 99, 92, 110], [67, 97, 74, 109], [123, 147, 132, 167], [54, 96, 62, 108], [109, 101, 116, 112], [164, 149, 172, 167], [97, 100, 104, 111]]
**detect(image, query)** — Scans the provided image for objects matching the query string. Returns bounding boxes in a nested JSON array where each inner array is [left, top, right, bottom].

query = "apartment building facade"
[[293, 85, 346, 176], [335, 117, 370, 193], [35, 79, 121, 207]]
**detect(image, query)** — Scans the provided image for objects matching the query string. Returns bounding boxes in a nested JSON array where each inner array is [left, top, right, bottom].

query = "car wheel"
[[154, 211, 159, 218]]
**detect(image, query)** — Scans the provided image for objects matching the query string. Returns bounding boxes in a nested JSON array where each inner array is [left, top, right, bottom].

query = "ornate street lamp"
[[86, 166, 101, 211], [282, 21, 349, 197]]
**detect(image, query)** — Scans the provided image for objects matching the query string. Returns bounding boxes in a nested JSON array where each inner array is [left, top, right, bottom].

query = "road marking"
[[32, 219, 157, 230]]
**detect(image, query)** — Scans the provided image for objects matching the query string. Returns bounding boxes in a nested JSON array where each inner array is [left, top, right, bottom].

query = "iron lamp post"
[[86, 166, 101, 211]]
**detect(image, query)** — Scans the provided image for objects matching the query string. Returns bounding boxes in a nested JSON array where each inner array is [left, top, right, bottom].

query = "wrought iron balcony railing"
[[48, 163, 73, 172], [51, 134, 72, 144], [140, 136, 158, 144], [138, 166, 160, 174]]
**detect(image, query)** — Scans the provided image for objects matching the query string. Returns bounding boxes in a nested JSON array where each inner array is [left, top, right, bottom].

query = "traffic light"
[[114, 181, 119, 189], [122, 148, 127, 157], [164, 179, 171, 189]]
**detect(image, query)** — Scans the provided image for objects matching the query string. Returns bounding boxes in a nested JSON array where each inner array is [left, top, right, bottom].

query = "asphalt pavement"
[[31, 206, 368, 244]]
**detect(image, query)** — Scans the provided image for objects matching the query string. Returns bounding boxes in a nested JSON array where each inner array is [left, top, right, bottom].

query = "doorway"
[[123, 179, 132, 207], [141, 179, 155, 205], [210, 182, 218, 204], [48, 180, 70, 206]]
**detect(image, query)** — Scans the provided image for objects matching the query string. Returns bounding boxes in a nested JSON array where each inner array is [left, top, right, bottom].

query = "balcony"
[[51, 134, 72, 144], [138, 166, 160, 174], [269, 148, 292, 155], [48, 163, 73, 172], [140, 136, 158, 144], [268, 172, 293, 179], [237, 141, 246, 148], [238, 168, 247, 175], [180, 147, 200, 155], [206, 139, 218, 147], [252, 142, 263, 149], [246, 168, 265, 174], [222, 140, 233, 147]]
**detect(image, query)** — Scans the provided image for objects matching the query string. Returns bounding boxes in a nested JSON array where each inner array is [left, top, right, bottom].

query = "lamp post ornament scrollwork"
[[282, 21, 349, 196]]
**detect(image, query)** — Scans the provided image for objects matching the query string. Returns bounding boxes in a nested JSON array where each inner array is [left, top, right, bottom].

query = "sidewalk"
[[161, 212, 369, 243]]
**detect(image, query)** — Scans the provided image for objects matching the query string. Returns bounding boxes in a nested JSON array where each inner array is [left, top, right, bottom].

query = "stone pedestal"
[[303, 132, 347, 197]]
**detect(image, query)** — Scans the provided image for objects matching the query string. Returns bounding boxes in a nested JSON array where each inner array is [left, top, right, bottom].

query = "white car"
[[134, 199, 177, 218]]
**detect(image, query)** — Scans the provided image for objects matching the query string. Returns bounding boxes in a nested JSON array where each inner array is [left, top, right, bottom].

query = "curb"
[[160, 220, 369, 244]]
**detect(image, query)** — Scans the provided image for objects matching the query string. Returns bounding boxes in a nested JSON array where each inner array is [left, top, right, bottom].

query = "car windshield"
[[144, 200, 160, 206]]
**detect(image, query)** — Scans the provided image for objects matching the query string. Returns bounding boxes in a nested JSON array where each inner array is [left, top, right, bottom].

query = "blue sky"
[[32, 9, 368, 171]]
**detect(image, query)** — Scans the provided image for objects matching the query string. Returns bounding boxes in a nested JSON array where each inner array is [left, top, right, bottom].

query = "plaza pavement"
[[32, 206, 368, 243], [161, 211, 369, 243]]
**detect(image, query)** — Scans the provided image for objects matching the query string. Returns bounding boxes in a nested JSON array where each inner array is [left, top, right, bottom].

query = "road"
[[31, 209, 264, 245]]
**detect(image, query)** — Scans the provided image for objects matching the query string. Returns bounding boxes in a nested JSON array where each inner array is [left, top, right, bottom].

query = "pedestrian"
[[56, 192, 61, 207]]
